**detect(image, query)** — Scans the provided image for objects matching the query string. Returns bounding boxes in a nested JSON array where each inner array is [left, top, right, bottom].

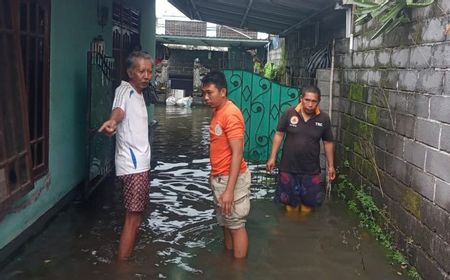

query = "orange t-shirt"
[[209, 100, 247, 176]]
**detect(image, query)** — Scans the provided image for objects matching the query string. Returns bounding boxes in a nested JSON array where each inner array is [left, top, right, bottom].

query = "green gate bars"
[[225, 70, 300, 162]]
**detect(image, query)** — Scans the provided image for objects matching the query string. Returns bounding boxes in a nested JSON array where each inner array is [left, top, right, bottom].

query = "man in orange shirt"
[[202, 70, 251, 258]]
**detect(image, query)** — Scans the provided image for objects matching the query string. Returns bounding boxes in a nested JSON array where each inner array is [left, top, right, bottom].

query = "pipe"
[[328, 39, 335, 122], [221, 25, 252, 39], [326, 38, 336, 200]]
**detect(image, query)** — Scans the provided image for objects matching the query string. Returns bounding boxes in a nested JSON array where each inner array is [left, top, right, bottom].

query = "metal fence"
[[225, 69, 300, 162]]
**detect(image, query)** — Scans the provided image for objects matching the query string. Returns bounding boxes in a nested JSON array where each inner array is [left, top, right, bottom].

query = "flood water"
[[1, 105, 407, 280]]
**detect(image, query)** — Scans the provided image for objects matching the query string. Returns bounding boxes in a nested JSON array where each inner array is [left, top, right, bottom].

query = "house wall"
[[128, 0, 157, 121], [128, 0, 156, 57], [0, 0, 156, 261], [0, 0, 106, 254]]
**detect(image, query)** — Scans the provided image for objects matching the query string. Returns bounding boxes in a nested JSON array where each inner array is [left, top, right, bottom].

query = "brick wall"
[[335, 2, 450, 279], [316, 69, 341, 182], [216, 25, 257, 39], [284, 1, 450, 279], [165, 20, 206, 36]]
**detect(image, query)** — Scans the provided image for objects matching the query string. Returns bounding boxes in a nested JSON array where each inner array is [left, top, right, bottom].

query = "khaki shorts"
[[210, 170, 251, 229]]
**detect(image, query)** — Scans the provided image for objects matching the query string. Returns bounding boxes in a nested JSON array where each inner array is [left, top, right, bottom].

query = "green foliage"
[[344, 159, 350, 168], [350, 0, 435, 40], [334, 173, 422, 280], [272, 49, 289, 85]]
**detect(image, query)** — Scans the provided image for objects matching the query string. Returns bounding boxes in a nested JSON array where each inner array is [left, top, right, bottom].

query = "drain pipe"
[[326, 39, 336, 200], [328, 39, 335, 122]]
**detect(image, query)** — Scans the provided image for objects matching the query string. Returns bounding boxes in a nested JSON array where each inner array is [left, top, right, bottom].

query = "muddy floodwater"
[[1, 105, 407, 280]]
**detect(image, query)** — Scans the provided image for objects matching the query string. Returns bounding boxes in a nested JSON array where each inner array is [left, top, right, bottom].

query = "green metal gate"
[[85, 51, 115, 197], [225, 70, 300, 162]]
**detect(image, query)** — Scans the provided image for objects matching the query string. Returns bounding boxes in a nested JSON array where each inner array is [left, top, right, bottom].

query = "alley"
[[1, 105, 407, 280]]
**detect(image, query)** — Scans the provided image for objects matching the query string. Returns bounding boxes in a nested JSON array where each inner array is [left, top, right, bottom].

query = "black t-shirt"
[[277, 106, 333, 175]]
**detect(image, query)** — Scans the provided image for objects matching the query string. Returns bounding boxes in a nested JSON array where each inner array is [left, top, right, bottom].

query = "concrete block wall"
[[317, 69, 341, 182], [335, 1, 450, 279], [268, 38, 284, 66], [165, 20, 206, 36]]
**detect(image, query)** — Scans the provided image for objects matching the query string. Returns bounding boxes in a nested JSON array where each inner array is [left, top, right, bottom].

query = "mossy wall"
[[335, 2, 450, 279]]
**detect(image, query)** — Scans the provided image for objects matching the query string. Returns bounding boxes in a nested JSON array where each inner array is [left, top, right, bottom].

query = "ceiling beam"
[[189, 0, 203, 21], [271, 0, 325, 11], [214, 19, 280, 33], [168, 0, 193, 19], [197, 9, 290, 32], [196, 1, 306, 21], [199, 6, 297, 26], [240, 0, 254, 28], [279, 4, 335, 36]]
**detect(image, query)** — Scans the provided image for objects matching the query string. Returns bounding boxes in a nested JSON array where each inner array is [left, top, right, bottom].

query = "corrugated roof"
[[156, 34, 269, 48], [168, 0, 340, 35]]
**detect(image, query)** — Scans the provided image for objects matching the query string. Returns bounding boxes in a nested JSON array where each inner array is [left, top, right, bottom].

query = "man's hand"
[[266, 131, 284, 172], [219, 190, 234, 216], [328, 166, 336, 182], [266, 157, 276, 172], [98, 119, 118, 136]]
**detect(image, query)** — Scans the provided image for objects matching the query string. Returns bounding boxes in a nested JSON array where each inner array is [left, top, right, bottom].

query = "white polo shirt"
[[112, 81, 151, 176]]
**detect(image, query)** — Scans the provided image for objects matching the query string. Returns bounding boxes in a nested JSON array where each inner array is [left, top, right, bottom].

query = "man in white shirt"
[[99, 51, 153, 260]]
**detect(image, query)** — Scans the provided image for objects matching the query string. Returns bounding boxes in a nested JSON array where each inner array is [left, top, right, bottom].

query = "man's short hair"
[[301, 85, 321, 101], [126, 51, 152, 71], [201, 70, 228, 93]]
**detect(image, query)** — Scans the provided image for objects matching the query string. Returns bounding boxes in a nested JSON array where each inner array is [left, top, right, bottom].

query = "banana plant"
[[350, 0, 435, 39]]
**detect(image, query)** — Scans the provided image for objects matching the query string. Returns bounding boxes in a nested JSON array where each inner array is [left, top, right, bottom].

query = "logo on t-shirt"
[[315, 122, 323, 127], [215, 124, 223, 136], [291, 116, 298, 124], [290, 116, 299, 126]]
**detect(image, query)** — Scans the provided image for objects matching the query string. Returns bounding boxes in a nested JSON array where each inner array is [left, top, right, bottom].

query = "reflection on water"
[[1, 105, 407, 280]]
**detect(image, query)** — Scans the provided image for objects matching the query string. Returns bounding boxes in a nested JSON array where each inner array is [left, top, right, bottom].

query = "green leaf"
[[348, 0, 378, 8], [379, 1, 405, 22], [370, 0, 393, 18], [406, 0, 435, 7], [355, 13, 372, 25], [383, 15, 409, 35], [370, 18, 393, 40]]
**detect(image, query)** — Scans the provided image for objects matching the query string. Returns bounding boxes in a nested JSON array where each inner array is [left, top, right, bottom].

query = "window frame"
[[20, 0, 50, 179], [0, 0, 35, 215]]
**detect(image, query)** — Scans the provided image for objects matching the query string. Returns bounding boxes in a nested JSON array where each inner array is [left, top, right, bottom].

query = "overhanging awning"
[[168, 0, 340, 36], [156, 34, 269, 48]]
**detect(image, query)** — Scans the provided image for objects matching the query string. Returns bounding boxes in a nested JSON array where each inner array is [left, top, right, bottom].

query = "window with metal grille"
[[0, 0, 34, 214], [112, 1, 141, 87], [20, 0, 50, 179]]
